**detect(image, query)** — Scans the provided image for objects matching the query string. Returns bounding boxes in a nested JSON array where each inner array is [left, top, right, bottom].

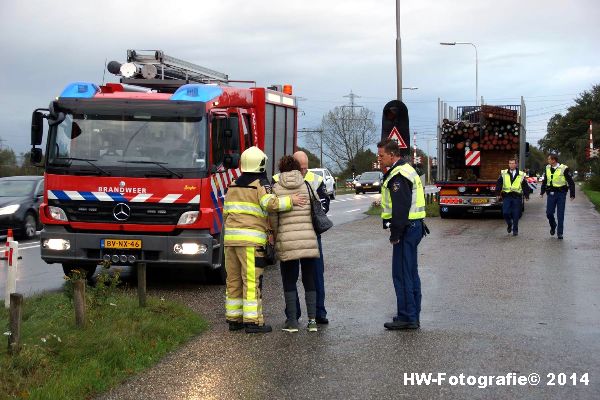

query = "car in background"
[[308, 168, 336, 199], [355, 171, 383, 194], [0, 176, 44, 240]]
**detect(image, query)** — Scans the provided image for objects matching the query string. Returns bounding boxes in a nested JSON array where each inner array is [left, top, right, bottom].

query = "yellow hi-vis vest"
[[501, 169, 525, 194], [546, 164, 568, 188], [273, 170, 323, 192], [381, 163, 426, 220]]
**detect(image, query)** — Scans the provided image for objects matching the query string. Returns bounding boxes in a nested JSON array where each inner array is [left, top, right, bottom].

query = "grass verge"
[[582, 185, 600, 212], [365, 203, 440, 217], [1, 290, 206, 399]]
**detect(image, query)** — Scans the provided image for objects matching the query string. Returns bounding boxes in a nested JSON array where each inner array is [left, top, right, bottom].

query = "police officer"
[[495, 158, 530, 236], [224, 147, 306, 333], [540, 153, 575, 239], [377, 139, 427, 330], [273, 151, 330, 324]]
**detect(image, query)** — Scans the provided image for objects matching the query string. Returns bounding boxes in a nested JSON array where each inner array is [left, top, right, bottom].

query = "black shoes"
[[550, 227, 556, 236], [228, 321, 245, 331], [507, 224, 512, 233], [512, 232, 518, 236], [384, 320, 419, 330], [558, 235, 563, 240], [316, 317, 329, 325], [244, 323, 272, 334]]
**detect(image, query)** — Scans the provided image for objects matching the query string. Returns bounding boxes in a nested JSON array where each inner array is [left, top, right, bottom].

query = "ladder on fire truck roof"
[[116, 49, 229, 92]]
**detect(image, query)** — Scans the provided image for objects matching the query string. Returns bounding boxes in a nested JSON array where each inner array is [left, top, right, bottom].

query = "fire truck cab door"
[[210, 109, 242, 170]]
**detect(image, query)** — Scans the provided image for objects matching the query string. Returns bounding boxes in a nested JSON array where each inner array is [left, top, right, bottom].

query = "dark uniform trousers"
[[502, 196, 522, 233], [392, 219, 423, 323], [546, 191, 567, 236]]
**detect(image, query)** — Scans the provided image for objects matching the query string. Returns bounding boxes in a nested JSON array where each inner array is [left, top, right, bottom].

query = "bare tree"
[[305, 106, 378, 172]]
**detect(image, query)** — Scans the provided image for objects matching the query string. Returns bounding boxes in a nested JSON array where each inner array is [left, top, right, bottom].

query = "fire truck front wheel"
[[62, 263, 97, 280]]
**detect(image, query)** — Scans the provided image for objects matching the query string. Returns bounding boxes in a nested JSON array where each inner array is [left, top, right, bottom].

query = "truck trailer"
[[436, 98, 528, 218]]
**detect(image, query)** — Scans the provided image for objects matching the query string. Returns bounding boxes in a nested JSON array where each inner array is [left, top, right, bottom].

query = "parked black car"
[[355, 171, 383, 194], [0, 176, 44, 240]]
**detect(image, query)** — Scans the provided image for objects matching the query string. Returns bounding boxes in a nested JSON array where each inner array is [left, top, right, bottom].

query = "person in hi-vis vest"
[[377, 139, 428, 330], [540, 153, 575, 239], [495, 158, 530, 236]]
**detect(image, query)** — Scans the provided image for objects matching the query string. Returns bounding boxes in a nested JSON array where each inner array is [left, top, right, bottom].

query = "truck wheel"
[[62, 263, 97, 280]]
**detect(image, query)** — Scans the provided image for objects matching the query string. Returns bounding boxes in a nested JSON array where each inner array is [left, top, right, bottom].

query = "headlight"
[[173, 243, 207, 255], [355, 182, 362, 187], [177, 211, 199, 225], [48, 206, 68, 221], [373, 181, 380, 186], [43, 239, 70, 250], [0, 204, 20, 215]]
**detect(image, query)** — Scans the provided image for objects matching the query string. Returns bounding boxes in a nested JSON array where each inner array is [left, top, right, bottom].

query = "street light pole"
[[440, 41, 479, 105], [396, 0, 402, 101]]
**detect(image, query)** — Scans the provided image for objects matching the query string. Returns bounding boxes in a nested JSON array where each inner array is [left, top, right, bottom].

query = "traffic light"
[[381, 100, 410, 155]]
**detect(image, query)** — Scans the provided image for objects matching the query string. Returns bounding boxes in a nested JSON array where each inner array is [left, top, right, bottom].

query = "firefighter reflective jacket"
[[224, 173, 293, 247], [273, 170, 323, 191], [381, 163, 426, 221], [501, 169, 526, 194]]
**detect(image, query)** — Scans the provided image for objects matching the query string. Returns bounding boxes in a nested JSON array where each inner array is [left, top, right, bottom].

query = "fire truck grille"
[[49, 200, 196, 225]]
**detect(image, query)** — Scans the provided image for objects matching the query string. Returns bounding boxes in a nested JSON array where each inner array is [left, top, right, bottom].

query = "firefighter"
[[495, 158, 530, 236], [224, 146, 306, 333], [377, 139, 427, 330], [540, 153, 575, 239], [272, 151, 331, 324]]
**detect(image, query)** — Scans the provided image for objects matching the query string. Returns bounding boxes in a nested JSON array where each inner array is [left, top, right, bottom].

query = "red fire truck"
[[30, 50, 298, 282]]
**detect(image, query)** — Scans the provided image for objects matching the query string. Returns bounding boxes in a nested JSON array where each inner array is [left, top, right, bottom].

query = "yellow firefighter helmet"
[[240, 146, 268, 173]]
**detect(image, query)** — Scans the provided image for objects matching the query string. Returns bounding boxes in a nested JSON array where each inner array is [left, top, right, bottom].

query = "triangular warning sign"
[[388, 127, 408, 148]]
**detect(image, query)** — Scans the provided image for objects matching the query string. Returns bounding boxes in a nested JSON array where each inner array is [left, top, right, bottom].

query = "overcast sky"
[[1, 0, 599, 161]]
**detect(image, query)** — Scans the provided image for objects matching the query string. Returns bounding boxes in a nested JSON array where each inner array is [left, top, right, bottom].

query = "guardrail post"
[[8, 293, 23, 354], [137, 263, 147, 307], [73, 280, 86, 328]]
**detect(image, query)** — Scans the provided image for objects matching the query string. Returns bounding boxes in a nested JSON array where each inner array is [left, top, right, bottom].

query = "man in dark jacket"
[[495, 158, 530, 236], [378, 139, 426, 330], [540, 153, 575, 239]]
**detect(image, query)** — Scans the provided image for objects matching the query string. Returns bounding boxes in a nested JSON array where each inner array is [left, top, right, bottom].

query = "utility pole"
[[396, 0, 402, 101]]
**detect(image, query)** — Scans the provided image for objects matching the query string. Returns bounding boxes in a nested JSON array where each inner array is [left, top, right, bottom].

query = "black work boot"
[[384, 318, 419, 330], [245, 323, 272, 334], [228, 321, 244, 331]]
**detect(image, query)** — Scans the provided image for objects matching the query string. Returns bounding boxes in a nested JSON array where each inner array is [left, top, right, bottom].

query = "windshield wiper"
[[55, 157, 110, 176], [117, 160, 183, 178]]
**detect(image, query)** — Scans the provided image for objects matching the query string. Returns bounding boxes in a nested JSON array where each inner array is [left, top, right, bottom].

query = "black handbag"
[[305, 182, 333, 234]]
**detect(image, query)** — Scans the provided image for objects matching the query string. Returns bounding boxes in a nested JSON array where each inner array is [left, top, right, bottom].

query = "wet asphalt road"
[[98, 186, 600, 400]]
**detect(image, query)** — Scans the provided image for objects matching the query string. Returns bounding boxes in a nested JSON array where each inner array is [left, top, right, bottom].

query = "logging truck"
[[435, 98, 528, 218]]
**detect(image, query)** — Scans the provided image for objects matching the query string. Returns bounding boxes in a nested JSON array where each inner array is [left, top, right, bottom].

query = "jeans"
[[392, 220, 423, 323], [546, 191, 567, 235], [502, 196, 522, 233]]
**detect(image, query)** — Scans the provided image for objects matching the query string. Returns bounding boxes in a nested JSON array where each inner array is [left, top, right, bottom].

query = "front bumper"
[[40, 225, 217, 267]]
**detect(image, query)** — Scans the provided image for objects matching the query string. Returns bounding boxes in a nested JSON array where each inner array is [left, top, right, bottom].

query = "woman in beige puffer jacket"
[[270, 156, 320, 332]]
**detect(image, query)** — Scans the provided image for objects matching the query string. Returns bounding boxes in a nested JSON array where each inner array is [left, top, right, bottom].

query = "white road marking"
[[345, 209, 361, 213], [19, 244, 40, 250]]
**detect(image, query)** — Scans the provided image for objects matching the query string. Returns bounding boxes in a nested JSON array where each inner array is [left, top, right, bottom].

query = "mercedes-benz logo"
[[113, 203, 131, 221], [119, 181, 126, 188]]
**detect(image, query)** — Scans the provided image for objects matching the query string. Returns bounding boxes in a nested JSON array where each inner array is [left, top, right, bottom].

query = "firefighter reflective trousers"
[[225, 246, 265, 325]]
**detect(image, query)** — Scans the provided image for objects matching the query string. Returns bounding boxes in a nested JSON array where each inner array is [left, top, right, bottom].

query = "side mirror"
[[31, 111, 45, 146], [31, 147, 43, 164], [223, 153, 240, 169]]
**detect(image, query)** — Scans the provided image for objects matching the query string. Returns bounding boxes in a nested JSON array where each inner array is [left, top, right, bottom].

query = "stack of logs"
[[441, 105, 520, 152], [479, 120, 520, 150]]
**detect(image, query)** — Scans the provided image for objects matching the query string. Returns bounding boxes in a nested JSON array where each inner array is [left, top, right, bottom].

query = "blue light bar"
[[60, 82, 100, 98], [170, 84, 223, 102]]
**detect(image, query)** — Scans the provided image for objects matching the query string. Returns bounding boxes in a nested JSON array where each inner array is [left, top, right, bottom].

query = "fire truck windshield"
[[47, 112, 207, 178]]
